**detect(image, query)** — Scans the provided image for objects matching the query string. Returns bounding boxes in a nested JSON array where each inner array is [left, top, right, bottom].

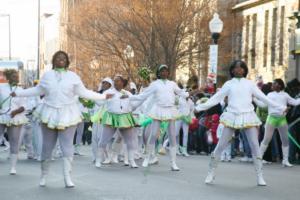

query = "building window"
[[244, 16, 250, 64], [263, 10, 269, 67], [271, 8, 278, 67], [279, 6, 285, 65], [251, 14, 257, 69], [237, 33, 242, 59]]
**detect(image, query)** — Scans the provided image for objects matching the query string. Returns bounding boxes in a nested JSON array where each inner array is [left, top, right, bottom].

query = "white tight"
[[99, 126, 136, 151], [41, 124, 77, 160], [32, 120, 42, 158], [261, 124, 289, 147], [144, 120, 176, 147], [221, 144, 231, 158], [214, 127, 261, 159], [137, 128, 144, 151], [91, 123, 103, 160], [19, 124, 34, 156], [75, 122, 85, 145], [0, 124, 22, 154], [175, 120, 189, 147]]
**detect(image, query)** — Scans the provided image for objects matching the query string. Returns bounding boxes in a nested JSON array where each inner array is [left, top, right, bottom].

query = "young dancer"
[[12, 51, 112, 188], [256, 79, 300, 167], [0, 69, 28, 175], [195, 60, 284, 186], [91, 77, 113, 164], [130, 65, 189, 171], [98, 75, 138, 168], [175, 93, 194, 157]]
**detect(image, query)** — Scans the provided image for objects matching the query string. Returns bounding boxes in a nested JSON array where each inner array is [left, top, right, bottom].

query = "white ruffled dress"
[[195, 78, 284, 129], [15, 70, 106, 130], [0, 84, 28, 126], [130, 79, 189, 121]]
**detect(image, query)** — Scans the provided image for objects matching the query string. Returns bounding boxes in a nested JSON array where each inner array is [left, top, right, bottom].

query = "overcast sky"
[[0, 0, 59, 61]]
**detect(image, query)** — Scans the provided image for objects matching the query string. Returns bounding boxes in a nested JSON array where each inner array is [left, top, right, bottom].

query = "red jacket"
[[189, 118, 199, 132], [206, 114, 219, 144]]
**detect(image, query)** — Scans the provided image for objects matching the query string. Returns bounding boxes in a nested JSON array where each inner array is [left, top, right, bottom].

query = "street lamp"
[[37, 0, 41, 79], [208, 13, 223, 87], [0, 14, 11, 60], [289, 11, 300, 80], [209, 13, 224, 44]]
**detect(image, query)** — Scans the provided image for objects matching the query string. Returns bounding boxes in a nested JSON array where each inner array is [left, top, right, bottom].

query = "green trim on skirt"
[[266, 115, 287, 127], [102, 112, 136, 128]]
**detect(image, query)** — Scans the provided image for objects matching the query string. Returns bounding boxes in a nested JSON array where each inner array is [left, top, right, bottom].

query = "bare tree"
[[68, 0, 216, 82]]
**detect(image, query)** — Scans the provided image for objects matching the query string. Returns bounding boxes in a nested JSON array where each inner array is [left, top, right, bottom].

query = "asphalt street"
[[0, 146, 299, 200]]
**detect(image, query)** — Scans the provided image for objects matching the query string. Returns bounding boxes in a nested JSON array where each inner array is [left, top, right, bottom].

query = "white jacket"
[[130, 79, 188, 107], [196, 78, 284, 114], [15, 70, 106, 107], [255, 91, 300, 116], [104, 88, 132, 114]]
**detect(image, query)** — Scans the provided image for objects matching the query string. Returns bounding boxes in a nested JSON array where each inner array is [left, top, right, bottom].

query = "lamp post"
[[292, 8, 300, 80], [208, 13, 223, 87], [124, 45, 135, 79], [37, 0, 41, 79], [0, 14, 11, 60]]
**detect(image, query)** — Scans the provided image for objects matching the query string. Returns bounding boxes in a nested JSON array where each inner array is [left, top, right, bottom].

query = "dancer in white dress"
[[195, 60, 284, 186], [130, 65, 189, 171], [91, 77, 113, 166], [12, 51, 112, 188], [98, 75, 138, 168], [255, 78, 300, 167], [0, 69, 28, 175], [175, 93, 194, 156]]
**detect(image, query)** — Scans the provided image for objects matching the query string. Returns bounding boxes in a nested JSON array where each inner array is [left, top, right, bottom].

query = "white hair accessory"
[[130, 82, 137, 90]]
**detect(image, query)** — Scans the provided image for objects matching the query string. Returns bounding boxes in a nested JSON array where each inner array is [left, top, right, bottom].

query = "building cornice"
[[232, 0, 274, 12]]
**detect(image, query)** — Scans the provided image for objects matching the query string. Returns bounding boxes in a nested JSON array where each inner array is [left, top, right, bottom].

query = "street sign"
[[209, 44, 218, 83]]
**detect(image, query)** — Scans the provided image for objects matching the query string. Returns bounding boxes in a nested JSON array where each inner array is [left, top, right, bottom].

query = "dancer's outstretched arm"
[[195, 82, 229, 112]]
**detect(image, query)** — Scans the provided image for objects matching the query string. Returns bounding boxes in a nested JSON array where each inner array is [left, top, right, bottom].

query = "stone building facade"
[[233, 0, 299, 82]]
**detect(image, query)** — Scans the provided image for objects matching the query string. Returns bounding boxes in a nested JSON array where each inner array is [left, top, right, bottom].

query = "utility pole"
[[0, 14, 11, 60], [37, 0, 41, 79], [295, 1, 300, 80]]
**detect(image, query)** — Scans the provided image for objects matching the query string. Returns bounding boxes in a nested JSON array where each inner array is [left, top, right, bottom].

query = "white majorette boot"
[[142, 144, 155, 168], [63, 157, 75, 188], [10, 154, 18, 175], [128, 150, 138, 168], [282, 146, 293, 167], [253, 158, 267, 186], [176, 145, 182, 156], [74, 144, 81, 155], [181, 146, 189, 157], [149, 152, 159, 165], [111, 140, 123, 164], [39, 159, 50, 187], [95, 149, 102, 168], [123, 145, 129, 166], [205, 154, 218, 184], [169, 146, 180, 171], [102, 150, 112, 165]]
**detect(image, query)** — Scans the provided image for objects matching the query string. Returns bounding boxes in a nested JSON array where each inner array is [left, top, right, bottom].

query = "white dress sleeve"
[[195, 82, 230, 112], [253, 97, 267, 108], [94, 99, 106, 107], [15, 85, 45, 97], [74, 80, 106, 101], [285, 92, 300, 106], [173, 83, 189, 98], [252, 84, 283, 109], [130, 82, 156, 103]]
